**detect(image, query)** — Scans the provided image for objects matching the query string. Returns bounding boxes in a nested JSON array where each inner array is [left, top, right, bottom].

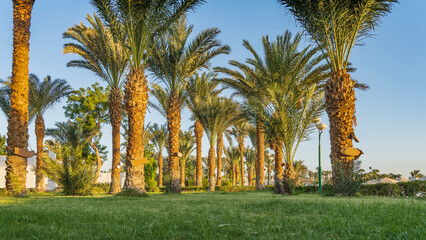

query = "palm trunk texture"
[[256, 119, 265, 190], [109, 87, 122, 194], [194, 120, 203, 187], [158, 152, 163, 187], [325, 69, 357, 194], [273, 140, 285, 194], [208, 145, 216, 191], [239, 138, 244, 186], [167, 90, 181, 193], [232, 163, 236, 186], [180, 159, 186, 187], [6, 0, 35, 196], [123, 67, 148, 191], [248, 168, 253, 186], [35, 115, 45, 192], [216, 132, 224, 186]]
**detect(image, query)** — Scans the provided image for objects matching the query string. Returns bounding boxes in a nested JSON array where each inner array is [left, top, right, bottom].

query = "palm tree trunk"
[[208, 145, 216, 191], [235, 163, 239, 186], [325, 69, 357, 194], [232, 163, 236, 186], [109, 87, 122, 194], [158, 152, 163, 187], [216, 132, 224, 186], [6, 0, 35, 196], [256, 119, 265, 190], [180, 159, 186, 187], [194, 120, 203, 187], [272, 140, 285, 194], [283, 162, 295, 194], [239, 138, 244, 186], [35, 115, 45, 193], [167, 89, 181, 193], [89, 140, 102, 184], [123, 67, 148, 191]]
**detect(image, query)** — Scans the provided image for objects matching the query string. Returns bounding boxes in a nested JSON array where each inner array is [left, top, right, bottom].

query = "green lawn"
[[0, 192, 424, 239]]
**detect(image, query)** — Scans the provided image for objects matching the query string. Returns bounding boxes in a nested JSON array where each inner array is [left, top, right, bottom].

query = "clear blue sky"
[[0, 0, 425, 177]]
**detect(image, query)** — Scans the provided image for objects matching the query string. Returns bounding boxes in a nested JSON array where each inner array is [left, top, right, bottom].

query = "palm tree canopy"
[[149, 83, 188, 119], [29, 74, 72, 119], [278, 0, 398, 71], [224, 146, 240, 165], [0, 78, 11, 118], [151, 123, 168, 154], [63, 13, 129, 89], [244, 147, 256, 170], [194, 96, 240, 145], [179, 130, 195, 164], [148, 16, 230, 96], [91, 0, 206, 69]]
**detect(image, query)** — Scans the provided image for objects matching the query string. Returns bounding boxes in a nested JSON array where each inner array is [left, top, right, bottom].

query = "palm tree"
[[187, 72, 223, 186], [179, 130, 195, 187], [244, 147, 256, 186], [151, 123, 168, 187], [5, 0, 35, 196], [224, 146, 240, 186], [293, 160, 308, 186], [229, 121, 250, 186], [0, 78, 12, 118], [63, 13, 129, 194], [91, 0, 205, 192], [148, 16, 230, 193], [278, 0, 398, 194], [410, 170, 424, 178], [29, 74, 72, 192], [194, 97, 239, 191]]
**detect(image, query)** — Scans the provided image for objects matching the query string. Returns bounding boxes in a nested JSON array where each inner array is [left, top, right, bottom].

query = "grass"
[[0, 191, 424, 239]]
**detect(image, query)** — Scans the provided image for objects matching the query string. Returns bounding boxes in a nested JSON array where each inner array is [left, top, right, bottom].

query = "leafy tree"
[[63, 13, 129, 194], [278, 0, 398, 194], [0, 134, 7, 155], [29, 74, 72, 192], [91, 0, 205, 192], [224, 146, 240, 186], [63, 83, 109, 183]]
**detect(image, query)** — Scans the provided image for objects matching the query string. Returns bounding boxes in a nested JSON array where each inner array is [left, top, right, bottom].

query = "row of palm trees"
[[4, 0, 397, 196]]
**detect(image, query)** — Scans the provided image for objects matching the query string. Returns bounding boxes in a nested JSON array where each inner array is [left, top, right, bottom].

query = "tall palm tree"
[[224, 146, 240, 186], [148, 16, 230, 193], [91, 0, 205, 192], [29, 74, 72, 192], [179, 130, 195, 187], [63, 13, 129, 194], [151, 123, 168, 187], [244, 147, 256, 186], [194, 97, 239, 191], [278, 0, 398, 194], [229, 121, 250, 186], [5, 0, 35, 196], [187, 72, 223, 187], [293, 160, 308, 186]]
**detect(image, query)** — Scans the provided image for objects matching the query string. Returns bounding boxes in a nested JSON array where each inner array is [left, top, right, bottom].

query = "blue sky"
[[0, 0, 425, 177]]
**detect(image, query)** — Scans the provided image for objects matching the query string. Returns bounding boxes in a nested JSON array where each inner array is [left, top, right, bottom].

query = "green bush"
[[42, 156, 95, 196], [115, 188, 149, 197], [92, 183, 110, 194], [357, 181, 425, 197]]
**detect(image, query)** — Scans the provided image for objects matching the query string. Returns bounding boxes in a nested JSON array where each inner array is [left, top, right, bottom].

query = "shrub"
[[358, 181, 425, 197], [41, 156, 95, 196], [115, 188, 149, 197], [92, 183, 110, 194]]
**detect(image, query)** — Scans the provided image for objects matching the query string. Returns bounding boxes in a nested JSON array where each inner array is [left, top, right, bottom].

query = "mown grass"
[[0, 191, 424, 239]]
